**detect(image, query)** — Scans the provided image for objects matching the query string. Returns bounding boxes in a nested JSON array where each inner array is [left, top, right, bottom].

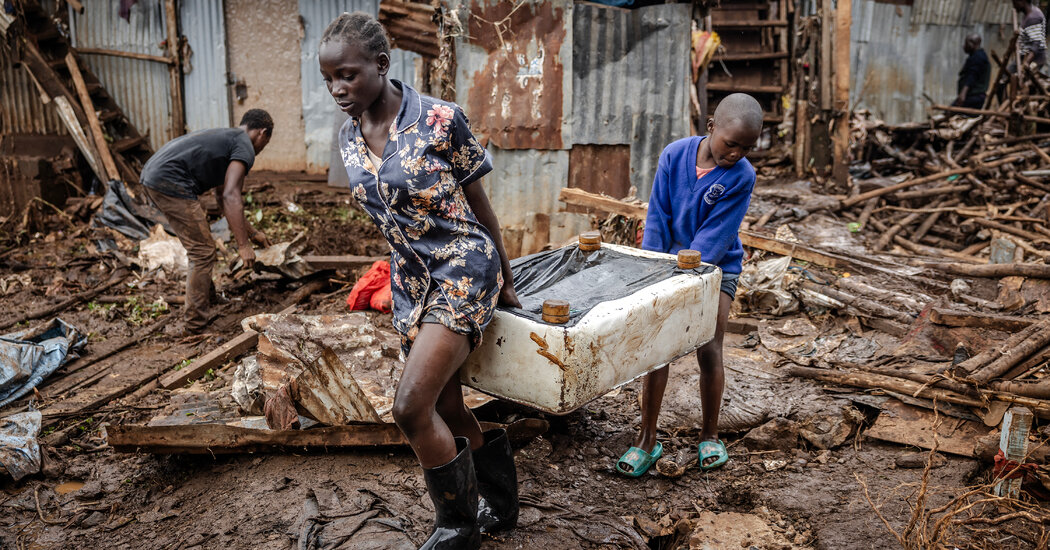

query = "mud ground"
[[0, 178, 1015, 549]]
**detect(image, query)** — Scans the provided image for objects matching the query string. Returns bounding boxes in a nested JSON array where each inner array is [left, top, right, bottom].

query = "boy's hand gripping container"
[[462, 234, 722, 414]]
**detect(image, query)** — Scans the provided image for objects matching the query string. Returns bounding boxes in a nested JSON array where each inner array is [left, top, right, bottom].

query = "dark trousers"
[[952, 94, 986, 110], [145, 188, 216, 331]]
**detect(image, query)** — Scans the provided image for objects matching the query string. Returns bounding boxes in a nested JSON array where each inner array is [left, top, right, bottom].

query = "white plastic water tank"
[[462, 242, 722, 414]]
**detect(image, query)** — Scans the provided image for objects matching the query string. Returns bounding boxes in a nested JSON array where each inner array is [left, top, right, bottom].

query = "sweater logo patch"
[[703, 184, 725, 205]]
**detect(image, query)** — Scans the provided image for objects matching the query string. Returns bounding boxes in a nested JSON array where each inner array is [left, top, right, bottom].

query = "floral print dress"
[[338, 81, 501, 354]]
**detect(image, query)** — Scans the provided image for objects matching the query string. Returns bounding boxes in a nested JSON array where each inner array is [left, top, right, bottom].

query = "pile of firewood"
[[844, 72, 1050, 272]]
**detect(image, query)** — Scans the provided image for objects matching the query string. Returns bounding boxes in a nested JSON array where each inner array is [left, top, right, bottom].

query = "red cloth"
[[346, 261, 392, 313], [994, 448, 1039, 480]]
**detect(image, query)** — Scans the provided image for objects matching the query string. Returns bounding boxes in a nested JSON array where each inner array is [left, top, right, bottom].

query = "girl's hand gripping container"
[[461, 235, 722, 414]]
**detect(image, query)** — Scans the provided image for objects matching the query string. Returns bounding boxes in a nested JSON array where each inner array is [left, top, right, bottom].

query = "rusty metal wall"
[[483, 147, 569, 227], [851, 0, 1011, 125], [572, 1, 690, 199], [69, 0, 175, 151], [298, 0, 421, 173], [0, 47, 67, 135], [180, 0, 230, 131], [452, 0, 574, 150]]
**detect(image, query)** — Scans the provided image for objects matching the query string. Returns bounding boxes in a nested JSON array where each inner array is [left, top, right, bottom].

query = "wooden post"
[[164, 0, 185, 136], [995, 407, 1033, 498], [65, 52, 119, 182], [819, 0, 832, 111], [831, 0, 851, 185]]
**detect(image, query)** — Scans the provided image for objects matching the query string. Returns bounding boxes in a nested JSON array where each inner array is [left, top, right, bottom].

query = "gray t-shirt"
[[141, 128, 255, 199]]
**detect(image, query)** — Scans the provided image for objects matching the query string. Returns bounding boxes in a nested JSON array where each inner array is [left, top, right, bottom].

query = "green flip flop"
[[698, 439, 729, 471], [616, 442, 663, 477]]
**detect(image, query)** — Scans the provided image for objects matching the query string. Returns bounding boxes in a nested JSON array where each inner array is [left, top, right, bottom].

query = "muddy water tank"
[[462, 242, 722, 414]]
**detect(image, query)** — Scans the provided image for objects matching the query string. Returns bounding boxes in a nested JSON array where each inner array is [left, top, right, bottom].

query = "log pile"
[[844, 67, 1050, 276]]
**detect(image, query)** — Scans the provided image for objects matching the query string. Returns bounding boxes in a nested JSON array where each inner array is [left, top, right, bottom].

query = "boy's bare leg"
[[392, 323, 474, 468], [632, 365, 669, 455], [697, 292, 731, 465]]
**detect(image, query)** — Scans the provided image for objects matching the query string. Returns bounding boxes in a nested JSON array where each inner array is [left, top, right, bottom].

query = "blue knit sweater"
[[641, 136, 756, 274]]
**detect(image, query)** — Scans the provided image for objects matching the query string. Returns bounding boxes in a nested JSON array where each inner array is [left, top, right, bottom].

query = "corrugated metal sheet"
[[0, 47, 67, 135], [180, 0, 230, 131], [912, 0, 1013, 26], [69, 0, 175, 152], [572, 2, 690, 199], [483, 147, 569, 227], [453, 0, 574, 150], [298, 0, 420, 172], [851, 0, 1010, 125]]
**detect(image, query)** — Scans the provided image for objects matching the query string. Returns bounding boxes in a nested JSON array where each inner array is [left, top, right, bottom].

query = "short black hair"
[[713, 93, 764, 134], [239, 109, 273, 133], [320, 12, 390, 59]]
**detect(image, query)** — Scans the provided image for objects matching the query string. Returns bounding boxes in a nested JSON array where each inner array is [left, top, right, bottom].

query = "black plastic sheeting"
[[0, 319, 87, 408], [507, 245, 716, 327], [92, 180, 170, 241]]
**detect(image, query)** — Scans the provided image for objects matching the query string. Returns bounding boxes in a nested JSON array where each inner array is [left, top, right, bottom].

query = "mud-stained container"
[[462, 243, 722, 414]]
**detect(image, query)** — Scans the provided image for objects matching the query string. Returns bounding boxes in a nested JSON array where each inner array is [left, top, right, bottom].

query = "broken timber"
[[739, 231, 842, 268], [557, 188, 648, 220], [105, 418, 549, 454], [929, 308, 1033, 332], [159, 330, 259, 389]]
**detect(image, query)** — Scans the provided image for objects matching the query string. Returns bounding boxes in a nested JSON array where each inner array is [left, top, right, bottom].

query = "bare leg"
[[631, 365, 669, 456], [435, 375, 485, 451], [391, 323, 474, 468], [697, 292, 731, 465]]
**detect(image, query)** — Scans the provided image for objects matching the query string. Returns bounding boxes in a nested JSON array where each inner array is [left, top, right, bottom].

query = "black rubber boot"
[[420, 437, 481, 550], [473, 428, 519, 533]]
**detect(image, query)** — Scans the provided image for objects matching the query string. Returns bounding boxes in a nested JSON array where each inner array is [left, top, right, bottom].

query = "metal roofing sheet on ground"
[[911, 0, 1014, 26], [180, 0, 230, 132], [572, 1, 691, 200], [298, 0, 420, 172], [69, 0, 175, 152]]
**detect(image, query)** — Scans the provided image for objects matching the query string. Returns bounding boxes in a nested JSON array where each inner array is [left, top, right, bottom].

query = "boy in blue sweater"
[[617, 93, 763, 476]]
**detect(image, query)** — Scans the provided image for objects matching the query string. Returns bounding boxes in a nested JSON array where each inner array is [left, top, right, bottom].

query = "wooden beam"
[[301, 255, 389, 271], [105, 418, 549, 454], [738, 231, 842, 268], [831, 0, 852, 184], [933, 104, 1050, 125], [557, 187, 648, 220], [920, 261, 1050, 279], [928, 307, 1033, 332], [159, 329, 260, 389], [164, 0, 185, 136], [74, 47, 174, 65], [65, 52, 119, 182]]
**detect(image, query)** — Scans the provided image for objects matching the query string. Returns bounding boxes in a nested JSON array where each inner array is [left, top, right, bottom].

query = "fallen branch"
[[919, 262, 1050, 279]]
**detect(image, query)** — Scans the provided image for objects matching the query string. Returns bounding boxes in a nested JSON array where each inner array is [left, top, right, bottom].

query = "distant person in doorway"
[[952, 33, 990, 109], [141, 110, 273, 335], [616, 93, 763, 478]]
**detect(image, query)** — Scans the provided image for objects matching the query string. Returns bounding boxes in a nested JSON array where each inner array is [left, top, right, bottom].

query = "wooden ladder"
[[12, 0, 154, 185]]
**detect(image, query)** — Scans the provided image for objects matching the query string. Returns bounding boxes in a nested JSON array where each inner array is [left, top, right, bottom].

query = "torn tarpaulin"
[[0, 319, 87, 408], [0, 410, 42, 481], [92, 180, 169, 241]]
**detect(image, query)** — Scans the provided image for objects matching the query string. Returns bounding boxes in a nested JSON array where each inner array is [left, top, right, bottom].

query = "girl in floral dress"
[[319, 12, 519, 550]]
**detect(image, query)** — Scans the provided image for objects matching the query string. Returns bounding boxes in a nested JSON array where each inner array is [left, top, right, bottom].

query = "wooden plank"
[[738, 231, 842, 268], [705, 82, 785, 94], [714, 51, 790, 62], [831, 0, 852, 184], [163, 0, 185, 136], [65, 52, 119, 182], [929, 308, 1033, 332], [920, 261, 1050, 279], [159, 330, 259, 389], [74, 47, 173, 65], [865, 400, 987, 458], [557, 187, 648, 220], [301, 255, 388, 271], [712, 19, 788, 27], [106, 418, 549, 454]]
